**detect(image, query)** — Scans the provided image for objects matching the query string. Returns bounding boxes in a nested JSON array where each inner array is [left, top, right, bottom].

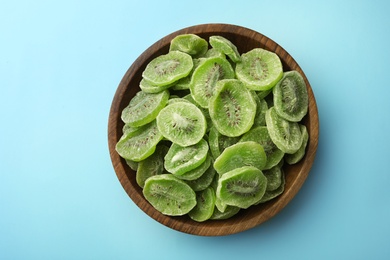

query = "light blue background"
[[1, 0, 389, 259]]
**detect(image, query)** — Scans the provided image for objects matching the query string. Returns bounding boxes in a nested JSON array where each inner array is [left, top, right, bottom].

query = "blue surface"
[[1, 0, 390, 259]]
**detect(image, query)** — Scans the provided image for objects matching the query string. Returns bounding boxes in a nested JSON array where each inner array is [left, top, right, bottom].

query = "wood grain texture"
[[108, 23, 319, 236]]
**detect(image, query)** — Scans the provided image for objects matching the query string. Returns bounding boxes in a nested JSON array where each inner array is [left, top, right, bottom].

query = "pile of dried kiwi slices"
[[116, 34, 309, 222]]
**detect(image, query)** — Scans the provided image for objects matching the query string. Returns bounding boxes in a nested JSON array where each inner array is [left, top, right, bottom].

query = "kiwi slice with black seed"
[[240, 126, 284, 170], [142, 50, 193, 86], [156, 101, 206, 147], [213, 141, 267, 175], [236, 48, 283, 91], [209, 35, 241, 63], [121, 90, 169, 127], [164, 139, 209, 176], [188, 187, 216, 222], [209, 79, 256, 137], [265, 107, 303, 154], [143, 174, 196, 216], [173, 153, 212, 181], [115, 120, 163, 162], [169, 34, 208, 58], [216, 166, 268, 209], [273, 71, 308, 122], [190, 56, 235, 108]]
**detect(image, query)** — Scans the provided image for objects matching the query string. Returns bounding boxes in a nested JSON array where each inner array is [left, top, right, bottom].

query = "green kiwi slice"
[[185, 163, 216, 191], [209, 79, 256, 137], [209, 35, 241, 63], [203, 48, 226, 59], [235, 48, 283, 91], [256, 169, 285, 204], [139, 78, 175, 93], [210, 173, 228, 212], [172, 58, 204, 91], [188, 187, 216, 222], [216, 166, 268, 209], [251, 91, 268, 127], [115, 120, 163, 162], [240, 126, 284, 170], [136, 145, 168, 188], [257, 88, 273, 100], [273, 71, 308, 122], [125, 159, 138, 171], [122, 123, 139, 137], [169, 34, 208, 58], [156, 101, 206, 147], [182, 94, 213, 133], [265, 107, 303, 154], [210, 205, 240, 220], [190, 56, 235, 108], [263, 164, 283, 191], [208, 126, 240, 160], [164, 139, 209, 176], [121, 90, 169, 127], [142, 50, 193, 86], [143, 174, 196, 216], [173, 153, 212, 181], [285, 124, 309, 164], [213, 141, 267, 175]]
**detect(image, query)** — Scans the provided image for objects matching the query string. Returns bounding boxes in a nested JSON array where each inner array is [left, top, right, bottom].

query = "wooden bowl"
[[108, 23, 319, 236]]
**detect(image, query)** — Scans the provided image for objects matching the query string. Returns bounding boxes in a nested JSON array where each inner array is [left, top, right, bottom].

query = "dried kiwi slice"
[[213, 141, 267, 175], [164, 139, 209, 176], [139, 78, 175, 93], [115, 120, 163, 162], [190, 56, 235, 108], [236, 48, 283, 91], [173, 153, 212, 181], [251, 91, 268, 127], [209, 35, 241, 63], [185, 163, 216, 192], [256, 169, 285, 204], [182, 94, 213, 133], [210, 205, 240, 220], [169, 34, 208, 58], [263, 164, 283, 191], [273, 71, 308, 122], [208, 126, 240, 160], [209, 79, 256, 137], [285, 124, 309, 164], [143, 174, 196, 216], [240, 126, 284, 170], [121, 90, 169, 127], [216, 166, 268, 209], [142, 50, 193, 86], [188, 187, 216, 222], [265, 107, 303, 154], [203, 48, 226, 59], [136, 145, 168, 188], [156, 101, 206, 147]]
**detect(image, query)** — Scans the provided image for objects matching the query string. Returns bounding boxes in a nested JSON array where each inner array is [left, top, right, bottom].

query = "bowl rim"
[[108, 23, 319, 236]]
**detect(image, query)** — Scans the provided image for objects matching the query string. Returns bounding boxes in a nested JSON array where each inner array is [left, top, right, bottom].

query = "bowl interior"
[[108, 23, 319, 236]]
